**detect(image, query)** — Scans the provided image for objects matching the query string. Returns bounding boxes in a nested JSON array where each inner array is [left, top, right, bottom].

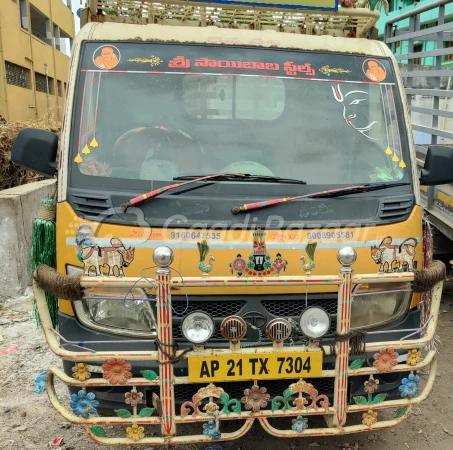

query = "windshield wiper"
[[231, 182, 410, 214], [174, 173, 307, 185], [121, 172, 247, 211]]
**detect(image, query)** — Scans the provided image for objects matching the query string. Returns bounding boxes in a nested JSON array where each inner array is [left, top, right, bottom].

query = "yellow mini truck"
[[11, 0, 453, 446]]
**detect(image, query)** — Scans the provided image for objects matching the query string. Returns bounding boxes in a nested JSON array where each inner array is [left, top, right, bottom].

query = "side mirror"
[[420, 145, 453, 186], [11, 128, 58, 177]]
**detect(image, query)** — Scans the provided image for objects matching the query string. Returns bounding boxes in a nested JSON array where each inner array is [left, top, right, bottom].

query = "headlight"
[[67, 265, 157, 338], [351, 283, 411, 330], [299, 307, 330, 338], [181, 311, 214, 344]]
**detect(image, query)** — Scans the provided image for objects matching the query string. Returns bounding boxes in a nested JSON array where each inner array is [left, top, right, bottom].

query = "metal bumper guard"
[[35, 247, 442, 446]]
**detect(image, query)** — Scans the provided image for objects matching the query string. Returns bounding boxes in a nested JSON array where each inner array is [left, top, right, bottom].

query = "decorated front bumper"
[[34, 247, 443, 446]]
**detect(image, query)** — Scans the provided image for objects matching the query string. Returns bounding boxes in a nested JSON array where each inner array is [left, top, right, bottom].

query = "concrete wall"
[[0, 179, 56, 301]]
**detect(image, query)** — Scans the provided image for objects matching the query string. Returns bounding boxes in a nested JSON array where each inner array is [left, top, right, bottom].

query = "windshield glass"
[[71, 43, 410, 188]]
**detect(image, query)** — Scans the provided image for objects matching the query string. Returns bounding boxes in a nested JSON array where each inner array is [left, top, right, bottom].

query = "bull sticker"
[[371, 237, 418, 273], [230, 230, 287, 277], [331, 84, 378, 140], [363, 58, 387, 82], [75, 225, 135, 277], [93, 45, 120, 70]]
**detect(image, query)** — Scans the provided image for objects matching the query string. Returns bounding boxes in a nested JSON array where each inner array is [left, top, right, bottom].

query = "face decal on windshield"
[[331, 84, 378, 140], [363, 58, 387, 82], [93, 45, 120, 70]]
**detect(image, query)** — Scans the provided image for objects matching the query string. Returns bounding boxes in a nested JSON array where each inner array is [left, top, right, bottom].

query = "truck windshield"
[[70, 42, 410, 189]]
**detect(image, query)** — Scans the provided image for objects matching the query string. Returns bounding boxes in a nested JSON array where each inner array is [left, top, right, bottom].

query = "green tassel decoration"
[[31, 198, 58, 329]]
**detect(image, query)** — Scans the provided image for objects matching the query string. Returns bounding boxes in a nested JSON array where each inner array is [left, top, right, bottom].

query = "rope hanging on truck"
[[33, 265, 84, 301], [412, 260, 446, 293]]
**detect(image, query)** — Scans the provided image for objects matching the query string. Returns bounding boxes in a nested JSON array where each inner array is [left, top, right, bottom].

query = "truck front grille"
[[171, 294, 338, 342]]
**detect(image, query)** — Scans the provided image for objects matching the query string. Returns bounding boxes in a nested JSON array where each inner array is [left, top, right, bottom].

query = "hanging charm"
[[31, 198, 57, 328], [90, 73, 102, 148]]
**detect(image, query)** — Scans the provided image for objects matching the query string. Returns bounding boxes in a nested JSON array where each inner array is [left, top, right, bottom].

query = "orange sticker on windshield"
[[362, 59, 386, 82], [93, 45, 120, 70]]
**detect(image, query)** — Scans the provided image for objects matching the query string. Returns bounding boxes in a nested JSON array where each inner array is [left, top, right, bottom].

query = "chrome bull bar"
[[34, 247, 443, 446]]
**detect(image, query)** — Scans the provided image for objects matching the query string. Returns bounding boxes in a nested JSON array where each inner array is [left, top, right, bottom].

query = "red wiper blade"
[[121, 172, 245, 211], [231, 182, 410, 214], [231, 185, 367, 215]]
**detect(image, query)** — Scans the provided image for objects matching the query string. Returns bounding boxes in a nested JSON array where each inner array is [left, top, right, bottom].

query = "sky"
[[71, 2, 81, 34]]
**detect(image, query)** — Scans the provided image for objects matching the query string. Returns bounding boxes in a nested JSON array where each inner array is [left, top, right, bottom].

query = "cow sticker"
[[230, 230, 287, 277], [371, 237, 417, 273], [363, 58, 387, 82], [93, 45, 120, 70], [76, 225, 135, 277]]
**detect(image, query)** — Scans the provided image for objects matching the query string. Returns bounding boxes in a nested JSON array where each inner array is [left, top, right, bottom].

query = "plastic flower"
[[241, 385, 270, 412], [362, 409, 378, 427], [203, 420, 221, 440], [125, 387, 144, 408], [407, 349, 421, 366], [102, 358, 133, 385], [364, 377, 379, 394], [126, 423, 145, 441], [72, 363, 91, 381], [373, 347, 399, 373], [399, 374, 420, 399], [70, 390, 99, 418], [291, 415, 309, 433]]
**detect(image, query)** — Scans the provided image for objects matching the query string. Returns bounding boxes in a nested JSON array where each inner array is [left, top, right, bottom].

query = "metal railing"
[[35, 246, 442, 446], [384, 0, 453, 240]]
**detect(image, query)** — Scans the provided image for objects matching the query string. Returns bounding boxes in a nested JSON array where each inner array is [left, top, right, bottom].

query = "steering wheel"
[[221, 161, 275, 176], [112, 127, 204, 172]]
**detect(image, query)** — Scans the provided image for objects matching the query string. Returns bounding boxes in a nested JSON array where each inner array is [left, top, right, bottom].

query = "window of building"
[[445, 41, 453, 63], [35, 72, 54, 94], [59, 28, 73, 57], [53, 24, 61, 51], [57, 80, 63, 96], [413, 43, 423, 65], [5, 61, 30, 89], [64, 82, 67, 93], [30, 5, 52, 45], [19, 0, 28, 30]]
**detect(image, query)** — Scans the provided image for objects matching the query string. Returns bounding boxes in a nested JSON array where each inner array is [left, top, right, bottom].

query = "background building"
[[377, 0, 453, 66], [0, 0, 75, 122]]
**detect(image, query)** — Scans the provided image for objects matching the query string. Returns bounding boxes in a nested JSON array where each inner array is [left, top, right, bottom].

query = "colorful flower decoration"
[[203, 420, 221, 440], [241, 384, 270, 412], [406, 349, 421, 366], [362, 409, 378, 427], [72, 363, 92, 381], [364, 377, 379, 395], [373, 347, 399, 373], [125, 387, 144, 408], [126, 423, 145, 441], [70, 390, 99, 418], [291, 415, 309, 433], [399, 374, 420, 399], [102, 358, 133, 385]]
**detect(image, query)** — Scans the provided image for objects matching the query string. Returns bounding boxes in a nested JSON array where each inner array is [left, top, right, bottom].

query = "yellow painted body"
[[0, 0, 75, 122], [57, 202, 423, 316], [188, 350, 323, 383]]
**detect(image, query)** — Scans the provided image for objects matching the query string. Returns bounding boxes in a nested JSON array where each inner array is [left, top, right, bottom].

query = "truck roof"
[[76, 21, 392, 58]]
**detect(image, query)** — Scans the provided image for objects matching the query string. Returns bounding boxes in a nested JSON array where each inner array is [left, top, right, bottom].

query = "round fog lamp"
[[299, 307, 330, 339], [181, 311, 214, 344]]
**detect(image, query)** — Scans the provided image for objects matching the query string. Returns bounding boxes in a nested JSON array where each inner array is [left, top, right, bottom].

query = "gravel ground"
[[1, 290, 453, 450]]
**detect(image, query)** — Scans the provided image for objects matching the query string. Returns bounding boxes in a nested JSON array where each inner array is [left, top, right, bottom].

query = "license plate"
[[188, 351, 322, 383]]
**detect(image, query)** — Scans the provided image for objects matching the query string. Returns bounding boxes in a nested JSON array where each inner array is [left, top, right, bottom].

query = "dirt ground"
[[2, 291, 453, 450]]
